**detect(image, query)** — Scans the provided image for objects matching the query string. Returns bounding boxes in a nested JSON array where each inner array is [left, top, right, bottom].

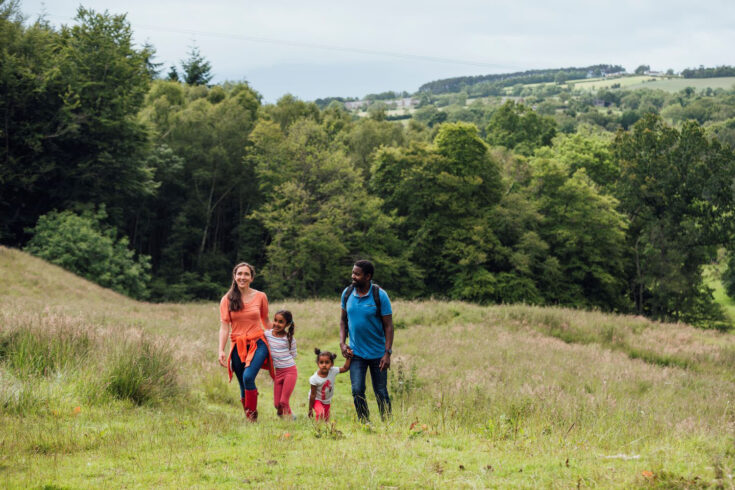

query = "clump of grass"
[[311, 420, 344, 439], [0, 310, 186, 408], [105, 337, 181, 405], [389, 360, 419, 400], [393, 317, 407, 329], [0, 369, 40, 413], [0, 319, 92, 377]]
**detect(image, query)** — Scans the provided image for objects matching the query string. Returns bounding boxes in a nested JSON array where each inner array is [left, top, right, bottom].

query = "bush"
[[24, 208, 151, 299]]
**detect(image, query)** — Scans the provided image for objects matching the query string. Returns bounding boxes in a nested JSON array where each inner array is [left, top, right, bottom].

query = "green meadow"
[[1, 246, 734, 488], [570, 76, 735, 93]]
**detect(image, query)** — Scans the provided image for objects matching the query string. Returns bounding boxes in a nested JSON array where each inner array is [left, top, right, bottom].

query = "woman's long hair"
[[227, 262, 255, 312], [276, 310, 295, 349]]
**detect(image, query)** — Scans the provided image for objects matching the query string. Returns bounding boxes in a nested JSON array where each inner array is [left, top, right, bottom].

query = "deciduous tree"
[[486, 101, 556, 155], [614, 114, 735, 326]]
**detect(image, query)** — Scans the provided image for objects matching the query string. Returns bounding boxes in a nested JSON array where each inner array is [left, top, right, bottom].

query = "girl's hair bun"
[[314, 348, 337, 362]]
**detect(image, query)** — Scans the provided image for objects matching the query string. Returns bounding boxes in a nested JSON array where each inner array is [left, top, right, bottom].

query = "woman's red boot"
[[244, 389, 258, 421]]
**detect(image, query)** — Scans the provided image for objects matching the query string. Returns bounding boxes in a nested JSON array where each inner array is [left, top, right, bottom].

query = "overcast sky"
[[20, 0, 735, 102]]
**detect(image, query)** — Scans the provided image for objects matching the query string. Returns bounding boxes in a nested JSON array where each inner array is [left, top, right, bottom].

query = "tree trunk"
[[634, 235, 643, 314]]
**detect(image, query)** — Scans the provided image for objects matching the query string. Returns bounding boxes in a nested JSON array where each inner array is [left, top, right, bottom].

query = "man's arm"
[[379, 314, 394, 371], [339, 308, 353, 358]]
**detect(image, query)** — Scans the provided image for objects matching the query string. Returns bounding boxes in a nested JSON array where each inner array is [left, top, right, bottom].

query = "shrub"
[[24, 208, 151, 299]]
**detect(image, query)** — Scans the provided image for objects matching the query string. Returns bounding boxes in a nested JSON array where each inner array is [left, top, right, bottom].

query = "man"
[[339, 259, 394, 422]]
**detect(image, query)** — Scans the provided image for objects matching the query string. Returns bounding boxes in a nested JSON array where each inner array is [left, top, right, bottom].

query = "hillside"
[[570, 75, 735, 92], [1, 247, 735, 487], [417, 64, 626, 95], [346, 68, 735, 147]]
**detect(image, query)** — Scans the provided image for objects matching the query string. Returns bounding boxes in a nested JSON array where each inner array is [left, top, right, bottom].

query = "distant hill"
[[418, 64, 625, 95], [0, 246, 131, 306]]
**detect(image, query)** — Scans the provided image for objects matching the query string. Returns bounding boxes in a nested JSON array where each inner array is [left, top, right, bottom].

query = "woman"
[[218, 262, 274, 421]]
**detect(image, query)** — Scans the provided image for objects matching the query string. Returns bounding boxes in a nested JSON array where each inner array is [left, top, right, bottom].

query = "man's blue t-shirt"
[[341, 283, 392, 359]]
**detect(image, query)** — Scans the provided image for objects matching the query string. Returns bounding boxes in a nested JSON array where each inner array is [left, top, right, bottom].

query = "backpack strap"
[[342, 284, 354, 340], [372, 283, 382, 320], [342, 284, 355, 310]]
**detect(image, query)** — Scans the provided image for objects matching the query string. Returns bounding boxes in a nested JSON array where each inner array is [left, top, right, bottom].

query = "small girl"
[[264, 310, 297, 418], [308, 348, 351, 421]]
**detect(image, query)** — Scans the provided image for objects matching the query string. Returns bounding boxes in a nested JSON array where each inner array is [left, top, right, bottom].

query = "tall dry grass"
[[0, 308, 183, 412]]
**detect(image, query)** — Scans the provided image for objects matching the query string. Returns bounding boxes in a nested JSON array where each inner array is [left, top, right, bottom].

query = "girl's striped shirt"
[[264, 330, 297, 369]]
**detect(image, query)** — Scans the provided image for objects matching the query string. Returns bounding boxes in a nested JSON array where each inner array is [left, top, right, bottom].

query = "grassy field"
[[1, 246, 735, 488], [704, 259, 735, 325], [571, 76, 735, 93]]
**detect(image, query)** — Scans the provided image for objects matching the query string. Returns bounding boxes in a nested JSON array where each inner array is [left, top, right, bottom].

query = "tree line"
[[3, 5, 735, 328], [682, 65, 735, 79], [418, 65, 625, 95]]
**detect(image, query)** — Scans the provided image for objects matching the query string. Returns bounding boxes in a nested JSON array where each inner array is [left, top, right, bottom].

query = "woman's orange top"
[[220, 290, 275, 381]]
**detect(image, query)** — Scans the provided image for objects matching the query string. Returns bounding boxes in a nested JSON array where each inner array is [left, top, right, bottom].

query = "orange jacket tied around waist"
[[227, 330, 275, 381]]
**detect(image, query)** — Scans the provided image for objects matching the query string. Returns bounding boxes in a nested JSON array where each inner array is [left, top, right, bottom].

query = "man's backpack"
[[342, 284, 383, 337]]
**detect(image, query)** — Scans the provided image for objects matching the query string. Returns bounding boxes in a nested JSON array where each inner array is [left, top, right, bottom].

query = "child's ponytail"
[[287, 322, 295, 350]]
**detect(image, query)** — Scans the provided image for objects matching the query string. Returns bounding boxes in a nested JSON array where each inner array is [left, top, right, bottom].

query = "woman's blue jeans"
[[349, 355, 391, 422], [231, 339, 268, 397]]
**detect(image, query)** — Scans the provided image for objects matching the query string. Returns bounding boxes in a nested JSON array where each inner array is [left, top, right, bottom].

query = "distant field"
[[569, 75, 652, 91], [704, 261, 735, 324], [2, 247, 735, 487], [572, 76, 735, 92], [355, 107, 414, 118]]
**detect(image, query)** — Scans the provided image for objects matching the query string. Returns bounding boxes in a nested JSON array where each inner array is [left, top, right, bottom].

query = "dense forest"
[[3, 4, 735, 328]]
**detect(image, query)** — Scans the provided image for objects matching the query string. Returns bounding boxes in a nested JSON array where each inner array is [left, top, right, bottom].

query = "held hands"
[[340, 342, 353, 359]]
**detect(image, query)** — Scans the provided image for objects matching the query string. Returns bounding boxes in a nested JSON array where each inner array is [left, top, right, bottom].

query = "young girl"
[[264, 310, 297, 418], [308, 348, 351, 421]]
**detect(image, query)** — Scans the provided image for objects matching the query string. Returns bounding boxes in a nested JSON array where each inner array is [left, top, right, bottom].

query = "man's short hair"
[[354, 260, 374, 279]]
